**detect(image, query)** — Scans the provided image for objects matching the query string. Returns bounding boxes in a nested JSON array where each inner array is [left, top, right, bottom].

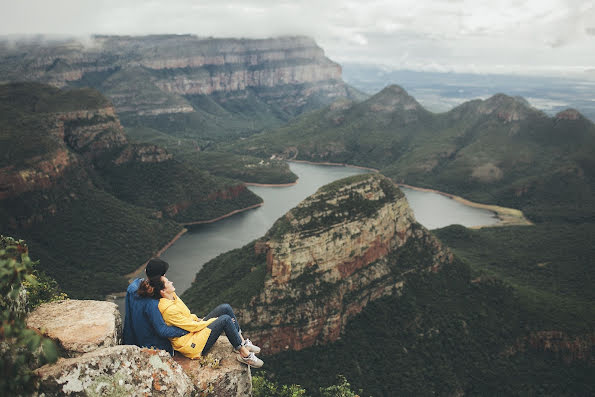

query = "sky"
[[1, 0, 594, 77]]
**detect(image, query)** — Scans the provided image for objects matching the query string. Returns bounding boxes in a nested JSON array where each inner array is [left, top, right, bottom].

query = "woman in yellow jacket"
[[138, 273, 263, 368]]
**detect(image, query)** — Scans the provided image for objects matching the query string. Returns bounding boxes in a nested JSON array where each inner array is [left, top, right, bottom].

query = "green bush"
[[253, 375, 307, 397], [0, 236, 60, 395]]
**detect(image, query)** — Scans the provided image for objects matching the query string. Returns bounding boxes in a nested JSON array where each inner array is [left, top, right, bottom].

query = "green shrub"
[[0, 235, 59, 395]]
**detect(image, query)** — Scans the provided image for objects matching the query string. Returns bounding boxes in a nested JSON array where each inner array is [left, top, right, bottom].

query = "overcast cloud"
[[1, 0, 594, 77]]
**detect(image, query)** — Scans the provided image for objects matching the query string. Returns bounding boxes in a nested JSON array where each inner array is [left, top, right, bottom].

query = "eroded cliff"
[[184, 173, 453, 354], [0, 83, 262, 298], [0, 35, 360, 118]]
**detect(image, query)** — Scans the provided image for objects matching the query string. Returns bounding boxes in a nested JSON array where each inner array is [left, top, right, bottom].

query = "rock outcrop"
[[173, 336, 253, 396], [237, 174, 453, 354], [26, 300, 122, 357], [28, 299, 253, 396], [0, 35, 359, 117], [34, 346, 195, 397]]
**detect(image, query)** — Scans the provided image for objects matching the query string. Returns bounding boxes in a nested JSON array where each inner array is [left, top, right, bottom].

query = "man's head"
[[145, 258, 169, 278]]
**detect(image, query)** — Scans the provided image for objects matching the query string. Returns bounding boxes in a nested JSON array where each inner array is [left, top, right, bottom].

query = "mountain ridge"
[[229, 85, 595, 222]]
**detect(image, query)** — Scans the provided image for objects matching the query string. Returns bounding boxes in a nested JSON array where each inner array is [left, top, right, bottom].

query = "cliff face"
[[237, 174, 452, 353], [0, 105, 166, 202], [0, 35, 355, 117], [0, 83, 263, 298]]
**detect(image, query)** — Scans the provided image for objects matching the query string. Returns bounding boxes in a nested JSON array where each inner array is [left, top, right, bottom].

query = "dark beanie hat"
[[145, 258, 169, 278]]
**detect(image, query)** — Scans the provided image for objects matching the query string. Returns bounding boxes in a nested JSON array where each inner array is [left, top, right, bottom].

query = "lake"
[[116, 162, 498, 313]]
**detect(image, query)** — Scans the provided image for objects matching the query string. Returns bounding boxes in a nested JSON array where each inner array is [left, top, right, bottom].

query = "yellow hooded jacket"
[[158, 293, 217, 359]]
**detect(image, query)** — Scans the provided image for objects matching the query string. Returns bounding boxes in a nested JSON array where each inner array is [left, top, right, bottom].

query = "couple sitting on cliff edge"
[[123, 258, 264, 368]]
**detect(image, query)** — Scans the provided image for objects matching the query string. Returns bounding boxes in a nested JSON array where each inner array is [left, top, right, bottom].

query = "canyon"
[[0, 35, 363, 121], [184, 173, 453, 354]]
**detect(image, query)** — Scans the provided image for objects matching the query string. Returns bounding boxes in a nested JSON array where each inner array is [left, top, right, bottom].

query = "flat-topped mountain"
[[0, 35, 365, 142], [231, 85, 595, 222], [0, 82, 261, 298], [182, 173, 453, 353]]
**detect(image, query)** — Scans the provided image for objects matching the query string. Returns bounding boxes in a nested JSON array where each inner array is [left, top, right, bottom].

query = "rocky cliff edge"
[[26, 299, 252, 396], [237, 173, 453, 354]]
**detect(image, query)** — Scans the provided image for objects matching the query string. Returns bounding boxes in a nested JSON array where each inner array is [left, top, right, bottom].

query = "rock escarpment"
[[0, 82, 262, 298], [242, 174, 452, 353], [0, 35, 360, 117], [186, 173, 452, 354], [27, 300, 252, 396]]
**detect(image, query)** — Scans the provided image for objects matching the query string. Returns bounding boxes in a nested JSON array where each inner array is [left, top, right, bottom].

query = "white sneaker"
[[237, 352, 264, 368], [242, 338, 261, 354]]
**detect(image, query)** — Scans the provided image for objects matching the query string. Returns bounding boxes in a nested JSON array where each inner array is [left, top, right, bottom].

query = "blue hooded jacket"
[[122, 278, 188, 355]]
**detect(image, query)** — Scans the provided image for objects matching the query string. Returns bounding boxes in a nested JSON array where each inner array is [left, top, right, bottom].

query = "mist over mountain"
[[231, 84, 595, 222], [342, 64, 595, 123]]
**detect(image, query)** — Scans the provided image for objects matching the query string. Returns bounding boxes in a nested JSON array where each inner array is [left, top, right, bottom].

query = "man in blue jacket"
[[122, 258, 187, 355]]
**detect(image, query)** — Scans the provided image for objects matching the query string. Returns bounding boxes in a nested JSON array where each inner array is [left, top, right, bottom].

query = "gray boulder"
[[34, 345, 194, 396], [173, 336, 253, 396]]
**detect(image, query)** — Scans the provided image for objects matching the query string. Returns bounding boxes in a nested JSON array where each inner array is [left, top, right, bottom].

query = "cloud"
[[0, 0, 593, 77]]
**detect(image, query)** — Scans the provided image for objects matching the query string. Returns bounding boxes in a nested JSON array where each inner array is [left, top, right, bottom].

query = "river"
[[116, 162, 497, 312]]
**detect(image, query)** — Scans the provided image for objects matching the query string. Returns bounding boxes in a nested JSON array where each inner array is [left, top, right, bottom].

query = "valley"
[[1, 34, 593, 396]]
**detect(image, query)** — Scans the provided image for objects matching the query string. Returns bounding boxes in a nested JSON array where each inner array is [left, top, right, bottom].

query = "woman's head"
[[137, 275, 175, 299], [137, 275, 165, 299]]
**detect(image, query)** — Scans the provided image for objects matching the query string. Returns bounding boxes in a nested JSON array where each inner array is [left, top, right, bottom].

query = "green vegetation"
[[267, 174, 402, 240], [95, 155, 262, 223], [434, 223, 595, 332], [264, 259, 593, 396], [228, 86, 595, 223], [1, 176, 182, 298], [0, 83, 265, 298], [0, 236, 61, 396], [182, 152, 297, 185], [181, 241, 267, 314], [253, 374, 362, 397]]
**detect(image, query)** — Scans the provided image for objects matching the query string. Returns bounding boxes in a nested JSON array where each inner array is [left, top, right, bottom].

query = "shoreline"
[[108, 202, 264, 300], [181, 202, 264, 226], [123, 227, 189, 280], [286, 158, 530, 228], [245, 180, 298, 187], [396, 183, 533, 228], [288, 159, 380, 173]]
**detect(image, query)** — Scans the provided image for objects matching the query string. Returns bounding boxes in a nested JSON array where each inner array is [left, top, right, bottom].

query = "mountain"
[[182, 173, 453, 353], [182, 173, 594, 395], [0, 82, 261, 298], [341, 64, 595, 122], [229, 85, 595, 222], [0, 35, 367, 184], [0, 35, 366, 140]]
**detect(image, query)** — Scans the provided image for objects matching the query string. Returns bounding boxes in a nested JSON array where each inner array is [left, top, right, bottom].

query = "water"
[[400, 187, 498, 230], [161, 162, 370, 294], [118, 162, 497, 311]]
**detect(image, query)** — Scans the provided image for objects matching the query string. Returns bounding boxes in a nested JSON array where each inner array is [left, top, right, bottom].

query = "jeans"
[[201, 304, 243, 354]]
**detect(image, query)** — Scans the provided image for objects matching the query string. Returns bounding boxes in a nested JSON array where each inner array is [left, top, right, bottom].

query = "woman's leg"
[[202, 303, 241, 333], [201, 314, 245, 356]]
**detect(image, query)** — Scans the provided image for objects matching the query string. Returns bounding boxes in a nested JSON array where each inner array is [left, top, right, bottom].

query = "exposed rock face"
[[0, 148, 78, 200], [0, 35, 354, 116], [238, 174, 453, 354], [57, 107, 127, 155], [173, 336, 253, 397], [34, 346, 195, 397], [26, 300, 122, 357], [28, 299, 253, 396], [0, 103, 171, 202]]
